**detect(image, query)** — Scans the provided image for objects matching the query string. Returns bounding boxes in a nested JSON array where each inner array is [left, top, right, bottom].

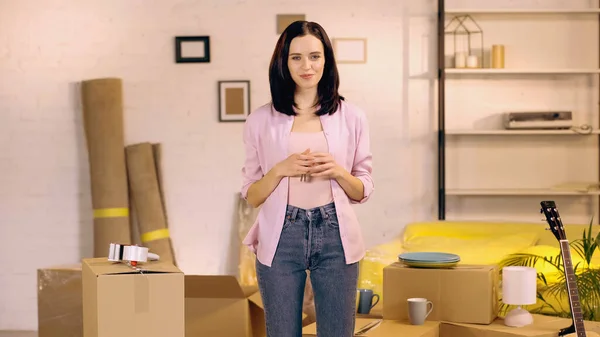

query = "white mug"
[[407, 298, 433, 325]]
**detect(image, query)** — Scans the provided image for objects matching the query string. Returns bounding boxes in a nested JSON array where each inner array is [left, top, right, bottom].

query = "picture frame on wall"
[[276, 14, 306, 34], [175, 36, 210, 63], [332, 38, 367, 64], [218, 80, 250, 122]]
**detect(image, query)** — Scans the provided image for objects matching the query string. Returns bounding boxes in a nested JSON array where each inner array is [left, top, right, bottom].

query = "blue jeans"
[[256, 202, 359, 337]]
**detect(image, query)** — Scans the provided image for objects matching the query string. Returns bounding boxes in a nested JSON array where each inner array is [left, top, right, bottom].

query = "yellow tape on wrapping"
[[93, 208, 129, 218], [141, 228, 170, 243]]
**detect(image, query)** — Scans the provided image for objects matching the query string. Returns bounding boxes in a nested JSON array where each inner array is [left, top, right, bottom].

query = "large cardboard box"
[[302, 318, 439, 337], [185, 275, 266, 337], [383, 263, 498, 324], [37, 264, 83, 337], [82, 257, 184, 337], [441, 314, 600, 337]]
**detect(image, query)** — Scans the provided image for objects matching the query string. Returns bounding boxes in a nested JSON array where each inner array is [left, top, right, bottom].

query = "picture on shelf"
[[218, 80, 250, 122], [175, 36, 210, 63]]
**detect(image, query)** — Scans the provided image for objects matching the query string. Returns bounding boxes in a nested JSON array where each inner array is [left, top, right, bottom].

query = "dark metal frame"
[[437, 0, 446, 220]]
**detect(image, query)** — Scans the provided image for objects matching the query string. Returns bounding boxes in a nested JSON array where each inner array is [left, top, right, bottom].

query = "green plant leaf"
[[498, 215, 600, 321], [501, 253, 564, 273]]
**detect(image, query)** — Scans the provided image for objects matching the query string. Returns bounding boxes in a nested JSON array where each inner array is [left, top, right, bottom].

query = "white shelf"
[[446, 129, 600, 135], [446, 188, 600, 196], [446, 9, 600, 15], [445, 68, 600, 74]]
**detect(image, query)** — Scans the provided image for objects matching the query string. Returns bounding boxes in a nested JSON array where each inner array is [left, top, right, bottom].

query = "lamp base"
[[504, 306, 533, 327]]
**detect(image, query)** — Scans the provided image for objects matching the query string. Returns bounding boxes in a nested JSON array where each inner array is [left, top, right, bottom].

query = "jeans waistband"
[[286, 202, 335, 221]]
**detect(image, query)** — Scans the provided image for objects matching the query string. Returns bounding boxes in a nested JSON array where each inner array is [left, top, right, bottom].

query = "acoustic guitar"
[[540, 200, 599, 337]]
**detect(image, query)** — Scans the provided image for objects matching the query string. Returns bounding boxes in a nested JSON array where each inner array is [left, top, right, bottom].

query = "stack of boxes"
[[37, 258, 276, 337], [302, 262, 600, 337], [37, 259, 600, 337]]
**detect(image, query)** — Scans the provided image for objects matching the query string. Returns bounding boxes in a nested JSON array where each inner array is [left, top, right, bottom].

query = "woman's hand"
[[309, 152, 343, 179], [274, 148, 314, 178]]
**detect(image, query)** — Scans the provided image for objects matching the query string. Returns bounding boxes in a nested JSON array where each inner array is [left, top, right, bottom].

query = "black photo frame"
[[175, 36, 210, 63]]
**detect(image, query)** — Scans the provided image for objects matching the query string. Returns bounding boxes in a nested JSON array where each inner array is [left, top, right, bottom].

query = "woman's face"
[[287, 34, 325, 91]]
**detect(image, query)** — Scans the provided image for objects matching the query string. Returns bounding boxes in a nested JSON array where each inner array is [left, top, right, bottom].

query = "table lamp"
[[502, 266, 537, 327]]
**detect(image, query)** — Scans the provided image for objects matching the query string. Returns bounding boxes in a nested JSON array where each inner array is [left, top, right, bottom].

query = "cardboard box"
[[383, 263, 498, 324], [302, 318, 439, 337], [441, 314, 600, 337], [185, 275, 266, 337], [82, 257, 184, 337], [37, 264, 83, 337]]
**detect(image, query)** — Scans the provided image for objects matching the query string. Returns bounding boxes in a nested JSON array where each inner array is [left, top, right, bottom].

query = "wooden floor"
[[0, 332, 37, 337]]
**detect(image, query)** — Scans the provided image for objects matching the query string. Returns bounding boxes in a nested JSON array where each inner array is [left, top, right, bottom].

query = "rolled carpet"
[[125, 142, 175, 263], [81, 78, 132, 257], [152, 143, 177, 265]]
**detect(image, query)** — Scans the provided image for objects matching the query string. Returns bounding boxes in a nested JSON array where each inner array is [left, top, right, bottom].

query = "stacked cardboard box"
[[382, 263, 498, 324], [37, 264, 83, 337], [37, 260, 288, 337], [37, 259, 600, 337], [81, 257, 184, 337], [302, 318, 439, 337], [302, 261, 600, 336]]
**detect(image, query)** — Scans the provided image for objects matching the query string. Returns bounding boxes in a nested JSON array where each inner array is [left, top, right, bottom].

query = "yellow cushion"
[[403, 220, 598, 248], [402, 232, 540, 265], [357, 238, 403, 305]]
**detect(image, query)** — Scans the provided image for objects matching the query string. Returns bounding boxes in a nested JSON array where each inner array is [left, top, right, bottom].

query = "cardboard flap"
[[248, 291, 266, 337], [40, 264, 82, 271], [242, 285, 259, 298], [247, 291, 264, 309], [82, 257, 181, 276], [185, 275, 246, 299]]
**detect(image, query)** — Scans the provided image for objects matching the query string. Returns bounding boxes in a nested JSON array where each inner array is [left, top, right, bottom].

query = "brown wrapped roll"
[[81, 78, 132, 257], [125, 142, 175, 263]]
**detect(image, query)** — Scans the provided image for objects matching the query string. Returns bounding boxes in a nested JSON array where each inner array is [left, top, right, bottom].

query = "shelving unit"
[[436, 0, 600, 223], [446, 9, 600, 15], [446, 68, 600, 74], [446, 129, 600, 135]]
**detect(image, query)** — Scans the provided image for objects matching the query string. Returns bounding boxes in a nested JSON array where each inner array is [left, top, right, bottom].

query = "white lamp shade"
[[502, 266, 537, 305]]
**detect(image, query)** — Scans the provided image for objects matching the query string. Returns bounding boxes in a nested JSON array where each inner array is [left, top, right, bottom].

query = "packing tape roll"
[[123, 245, 149, 263], [94, 207, 129, 218], [108, 243, 160, 263], [140, 228, 170, 243]]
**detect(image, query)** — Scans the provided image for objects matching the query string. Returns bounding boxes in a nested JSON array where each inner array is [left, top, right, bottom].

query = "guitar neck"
[[560, 240, 587, 337]]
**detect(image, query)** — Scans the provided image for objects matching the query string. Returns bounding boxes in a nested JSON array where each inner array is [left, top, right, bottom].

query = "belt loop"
[[291, 207, 299, 221], [319, 206, 328, 219]]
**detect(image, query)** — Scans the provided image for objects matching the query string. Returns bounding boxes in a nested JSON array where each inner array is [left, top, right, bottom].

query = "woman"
[[240, 20, 374, 337]]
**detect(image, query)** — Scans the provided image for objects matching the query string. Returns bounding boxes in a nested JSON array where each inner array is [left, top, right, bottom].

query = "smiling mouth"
[[300, 74, 314, 79]]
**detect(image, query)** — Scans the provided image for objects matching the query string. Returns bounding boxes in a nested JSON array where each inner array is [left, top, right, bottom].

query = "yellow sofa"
[[358, 220, 600, 317]]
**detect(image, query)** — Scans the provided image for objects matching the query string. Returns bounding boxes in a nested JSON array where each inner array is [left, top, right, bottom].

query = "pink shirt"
[[287, 131, 334, 209], [240, 101, 374, 267]]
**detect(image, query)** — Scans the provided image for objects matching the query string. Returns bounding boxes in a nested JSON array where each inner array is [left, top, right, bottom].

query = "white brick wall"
[[0, 0, 428, 330]]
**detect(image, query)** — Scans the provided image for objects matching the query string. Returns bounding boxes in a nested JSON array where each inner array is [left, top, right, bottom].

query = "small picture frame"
[[218, 80, 250, 122], [175, 36, 210, 63], [332, 38, 367, 64], [276, 14, 306, 34]]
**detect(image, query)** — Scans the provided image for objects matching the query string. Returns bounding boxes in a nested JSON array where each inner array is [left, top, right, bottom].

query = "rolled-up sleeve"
[[241, 117, 263, 200], [351, 113, 374, 204]]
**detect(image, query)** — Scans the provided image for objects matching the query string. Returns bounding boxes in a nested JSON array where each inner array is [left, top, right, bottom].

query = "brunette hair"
[[268, 21, 344, 116]]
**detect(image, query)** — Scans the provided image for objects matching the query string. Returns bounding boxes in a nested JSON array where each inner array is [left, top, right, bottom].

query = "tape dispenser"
[[108, 243, 160, 267]]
